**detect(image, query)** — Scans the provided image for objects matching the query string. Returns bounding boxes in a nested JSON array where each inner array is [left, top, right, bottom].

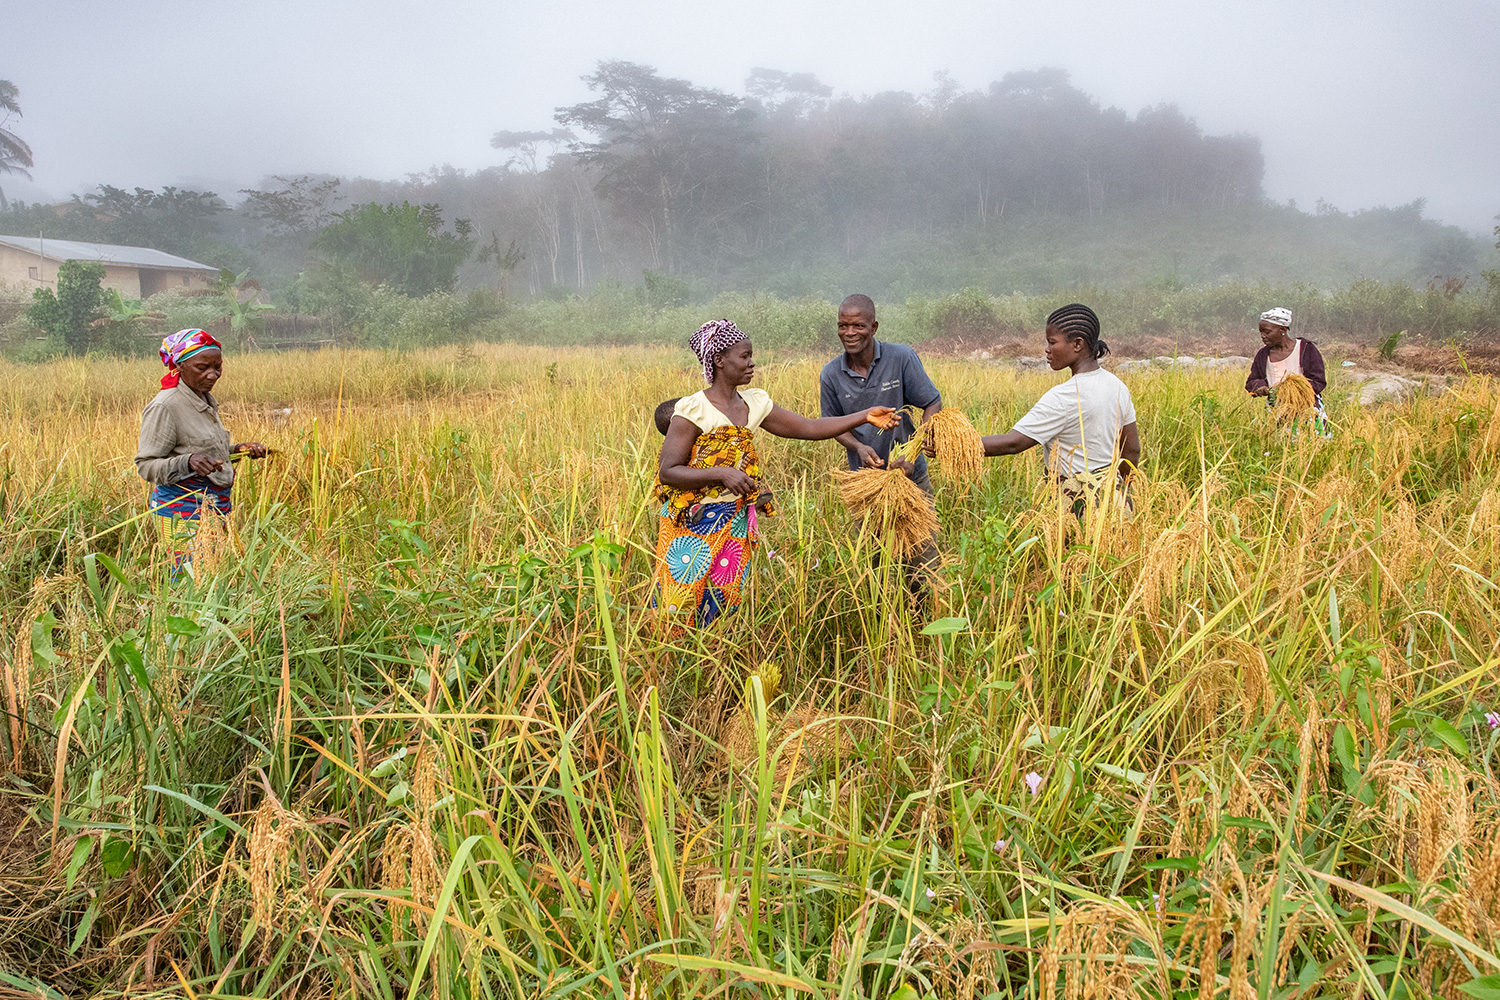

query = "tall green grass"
[[1, 345, 1498, 998]]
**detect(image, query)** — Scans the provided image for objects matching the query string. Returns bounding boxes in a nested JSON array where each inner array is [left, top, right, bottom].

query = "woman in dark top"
[[1245, 307, 1326, 397], [1245, 307, 1329, 431]]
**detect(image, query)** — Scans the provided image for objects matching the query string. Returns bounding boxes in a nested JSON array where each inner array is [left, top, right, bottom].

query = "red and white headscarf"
[[688, 319, 747, 384], [158, 328, 222, 388]]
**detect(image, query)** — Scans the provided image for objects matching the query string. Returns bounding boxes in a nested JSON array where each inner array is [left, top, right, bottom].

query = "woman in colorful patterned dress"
[[135, 329, 267, 579], [653, 319, 896, 630]]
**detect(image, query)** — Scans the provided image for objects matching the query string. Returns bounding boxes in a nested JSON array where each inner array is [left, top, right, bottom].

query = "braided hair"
[[1046, 303, 1109, 360]]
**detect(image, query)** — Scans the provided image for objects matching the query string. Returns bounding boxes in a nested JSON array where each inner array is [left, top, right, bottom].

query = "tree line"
[[2, 63, 1493, 309], [494, 63, 1265, 286]]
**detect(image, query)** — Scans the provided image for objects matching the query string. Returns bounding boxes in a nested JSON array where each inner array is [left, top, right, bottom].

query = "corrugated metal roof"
[[0, 234, 221, 272]]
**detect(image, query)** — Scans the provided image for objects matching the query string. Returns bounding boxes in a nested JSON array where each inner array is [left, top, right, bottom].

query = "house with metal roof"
[[0, 235, 221, 299]]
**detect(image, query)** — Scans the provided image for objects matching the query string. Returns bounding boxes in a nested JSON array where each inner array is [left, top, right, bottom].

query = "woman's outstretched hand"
[[864, 406, 898, 431]]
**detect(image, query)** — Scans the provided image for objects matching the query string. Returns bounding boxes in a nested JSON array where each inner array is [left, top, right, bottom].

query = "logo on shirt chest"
[[845, 377, 903, 399]]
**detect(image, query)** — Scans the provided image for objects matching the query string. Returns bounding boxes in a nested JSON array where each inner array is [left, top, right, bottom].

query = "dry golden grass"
[[2, 345, 1499, 998]]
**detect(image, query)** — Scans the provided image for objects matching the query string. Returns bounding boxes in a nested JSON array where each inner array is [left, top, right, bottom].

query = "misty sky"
[[4, 0, 1498, 231]]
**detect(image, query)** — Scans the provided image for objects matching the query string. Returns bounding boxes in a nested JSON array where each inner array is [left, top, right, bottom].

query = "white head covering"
[[1260, 307, 1292, 328]]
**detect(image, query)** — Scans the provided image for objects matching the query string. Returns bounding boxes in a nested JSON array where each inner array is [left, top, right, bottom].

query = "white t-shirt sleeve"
[[1011, 385, 1070, 445], [1119, 384, 1137, 426]]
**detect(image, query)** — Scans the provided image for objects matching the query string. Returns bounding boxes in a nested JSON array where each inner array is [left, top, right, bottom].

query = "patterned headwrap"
[[158, 328, 222, 389], [1260, 307, 1293, 329], [688, 319, 747, 384]]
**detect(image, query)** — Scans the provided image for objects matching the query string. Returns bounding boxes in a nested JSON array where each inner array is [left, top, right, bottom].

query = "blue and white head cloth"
[[1260, 307, 1293, 329], [689, 319, 747, 384]]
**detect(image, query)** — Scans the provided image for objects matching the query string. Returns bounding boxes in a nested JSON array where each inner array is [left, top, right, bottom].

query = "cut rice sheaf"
[[924, 408, 985, 481], [832, 466, 940, 559], [1274, 372, 1316, 423]]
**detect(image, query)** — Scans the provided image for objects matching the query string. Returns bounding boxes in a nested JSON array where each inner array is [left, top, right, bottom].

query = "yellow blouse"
[[672, 388, 774, 433]]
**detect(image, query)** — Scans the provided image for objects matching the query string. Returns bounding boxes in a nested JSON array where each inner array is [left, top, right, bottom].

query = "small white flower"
[[1025, 771, 1044, 795], [924, 887, 936, 902], [1487, 711, 1499, 730], [992, 838, 1008, 853]]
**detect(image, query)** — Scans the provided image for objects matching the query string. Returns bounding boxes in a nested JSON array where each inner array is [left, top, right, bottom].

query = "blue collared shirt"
[[819, 340, 941, 476]]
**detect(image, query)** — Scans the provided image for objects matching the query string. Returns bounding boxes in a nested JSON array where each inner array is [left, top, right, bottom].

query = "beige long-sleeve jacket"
[[135, 383, 235, 488]]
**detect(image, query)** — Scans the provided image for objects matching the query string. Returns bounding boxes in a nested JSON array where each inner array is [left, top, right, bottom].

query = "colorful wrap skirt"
[[650, 426, 772, 633], [150, 475, 233, 520], [149, 476, 233, 580]]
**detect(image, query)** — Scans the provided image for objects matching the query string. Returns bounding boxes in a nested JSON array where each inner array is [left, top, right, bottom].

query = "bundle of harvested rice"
[[925, 408, 985, 481], [720, 701, 852, 782], [832, 467, 940, 559], [1273, 372, 1316, 423]]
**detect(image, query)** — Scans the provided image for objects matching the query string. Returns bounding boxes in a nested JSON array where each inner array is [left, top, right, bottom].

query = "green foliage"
[[909, 286, 1003, 340], [641, 269, 691, 309], [26, 259, 105, 354], [312, 201, 475, 296], [0, 78, 35, 210], [72, 185, 225, 258], [216, 269, 275, 346], [8, 270, 1500, 360], [1379, 328, 1404, 361], [238, 174, 342, 237], [300, 258, 374, 329], [88, 288, 163, 357], [144, 287, 230, 337]]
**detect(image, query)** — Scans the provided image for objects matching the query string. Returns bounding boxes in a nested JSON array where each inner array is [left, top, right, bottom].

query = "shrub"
[[26, 259, 106, 354]]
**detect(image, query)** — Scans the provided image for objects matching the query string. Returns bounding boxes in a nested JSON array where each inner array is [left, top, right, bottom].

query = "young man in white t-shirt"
[[980, 304, 1140, 507]]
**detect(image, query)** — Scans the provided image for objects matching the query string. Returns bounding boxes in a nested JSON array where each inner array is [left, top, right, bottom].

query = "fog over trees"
[[491, 62, 1265, 286], [1, 62, 1493, 301]]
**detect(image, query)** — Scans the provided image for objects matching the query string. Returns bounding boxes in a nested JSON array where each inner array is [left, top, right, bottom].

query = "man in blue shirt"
[[820, 294, 943, 588]]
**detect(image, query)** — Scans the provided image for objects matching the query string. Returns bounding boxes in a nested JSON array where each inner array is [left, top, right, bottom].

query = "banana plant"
[[217, 268, 276, 349], [89, 288, 164, 332]]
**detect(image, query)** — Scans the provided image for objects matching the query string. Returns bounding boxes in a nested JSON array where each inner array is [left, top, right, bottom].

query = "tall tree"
[[0, 79, 35, 210], [239, 175, 343, 238], [555, 61, 760, 271], [73, 185, 226, 256]]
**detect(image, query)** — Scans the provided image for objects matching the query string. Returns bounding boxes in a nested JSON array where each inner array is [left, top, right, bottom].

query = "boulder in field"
[[1351, 374, 1422, 405]]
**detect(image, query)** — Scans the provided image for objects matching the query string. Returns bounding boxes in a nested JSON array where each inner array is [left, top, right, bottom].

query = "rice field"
[[1, 343, 1498, 999]]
